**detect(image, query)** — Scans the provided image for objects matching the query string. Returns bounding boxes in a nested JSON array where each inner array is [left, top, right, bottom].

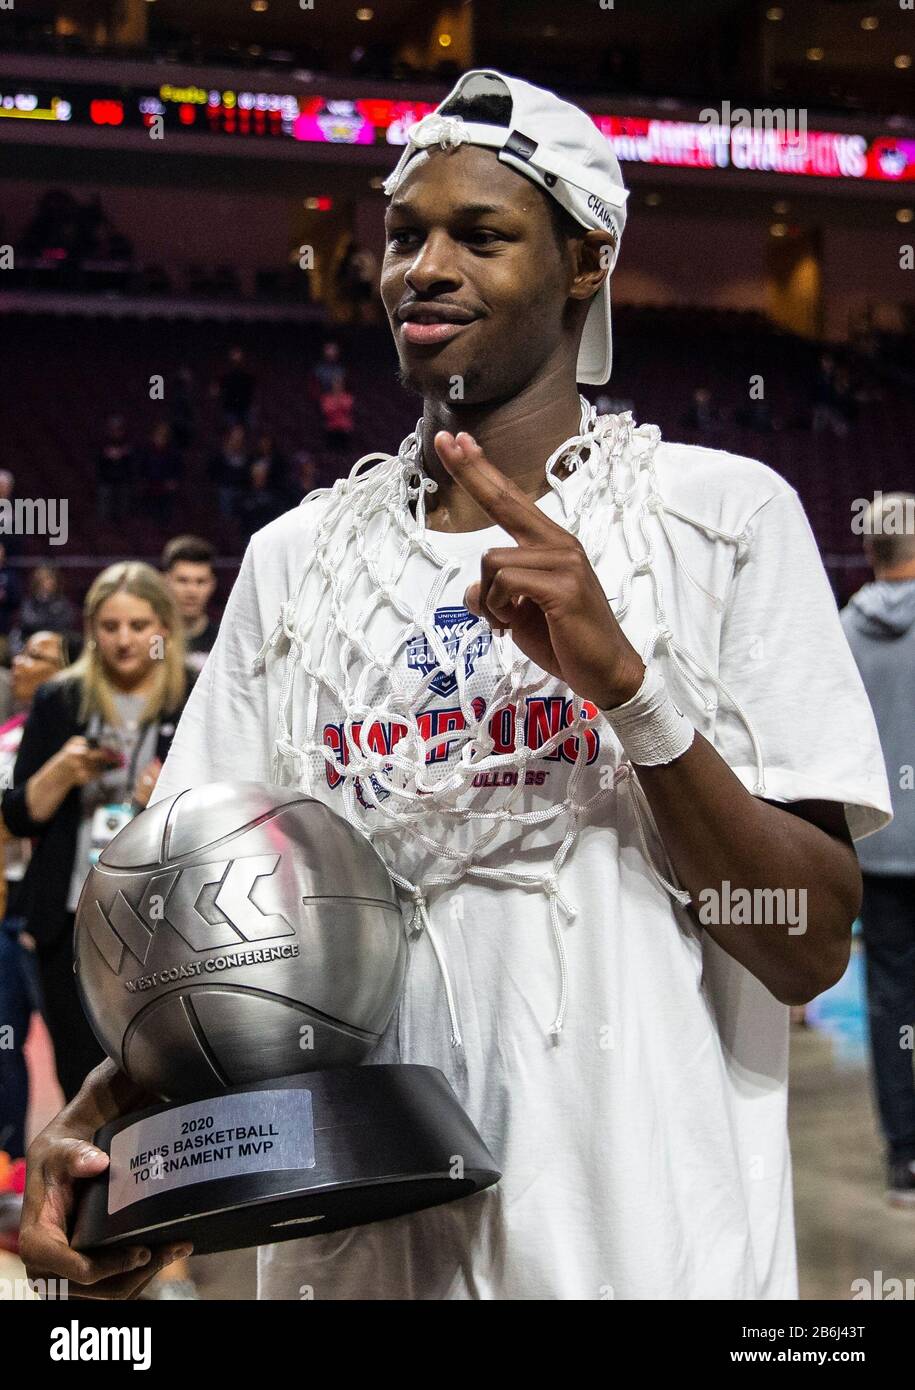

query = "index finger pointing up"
[[433, 430, 567, 546]]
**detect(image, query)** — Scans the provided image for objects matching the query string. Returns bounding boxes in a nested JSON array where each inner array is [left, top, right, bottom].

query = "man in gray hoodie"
[[842, 492, 915, 1206]]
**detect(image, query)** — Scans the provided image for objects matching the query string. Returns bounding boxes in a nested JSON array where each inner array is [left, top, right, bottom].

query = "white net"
[[252, 394, 764, 1042]]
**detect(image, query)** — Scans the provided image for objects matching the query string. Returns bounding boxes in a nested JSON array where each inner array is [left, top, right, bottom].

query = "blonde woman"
[[1, 562, 192, 1100]]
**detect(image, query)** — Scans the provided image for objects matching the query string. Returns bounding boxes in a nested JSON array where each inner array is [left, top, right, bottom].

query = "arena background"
[[0, 0, 913, 1303]]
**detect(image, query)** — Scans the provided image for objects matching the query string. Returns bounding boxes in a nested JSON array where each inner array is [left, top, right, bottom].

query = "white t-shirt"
[[153, 410, 890, 1300]]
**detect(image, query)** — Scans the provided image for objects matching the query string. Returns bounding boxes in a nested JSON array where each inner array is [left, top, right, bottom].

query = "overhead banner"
[[590, 115, 914, 183]]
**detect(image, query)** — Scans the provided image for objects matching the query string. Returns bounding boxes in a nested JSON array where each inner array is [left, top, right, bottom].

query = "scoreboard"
[[0, 79, 912, 185], [0, 81, 437, 146]]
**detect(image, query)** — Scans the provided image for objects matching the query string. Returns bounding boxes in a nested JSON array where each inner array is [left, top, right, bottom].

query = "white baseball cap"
[[382, 69, 629, 385]]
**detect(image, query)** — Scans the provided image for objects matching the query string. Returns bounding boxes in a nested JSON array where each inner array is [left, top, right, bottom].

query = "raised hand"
[[433, 430, 645, 710]]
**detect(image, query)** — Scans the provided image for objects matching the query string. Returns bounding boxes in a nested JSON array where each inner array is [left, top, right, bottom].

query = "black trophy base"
[[71, 1065, 500, 1256]]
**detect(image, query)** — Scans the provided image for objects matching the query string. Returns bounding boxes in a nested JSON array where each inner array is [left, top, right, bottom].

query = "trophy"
[[70, 782, 500, 1255]]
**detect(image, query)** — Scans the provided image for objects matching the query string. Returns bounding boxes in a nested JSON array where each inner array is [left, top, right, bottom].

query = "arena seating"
[[3, 307, 913, 605]]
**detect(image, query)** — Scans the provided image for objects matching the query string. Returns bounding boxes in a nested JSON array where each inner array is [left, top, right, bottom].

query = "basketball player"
[[21, 71, 890, 1300]]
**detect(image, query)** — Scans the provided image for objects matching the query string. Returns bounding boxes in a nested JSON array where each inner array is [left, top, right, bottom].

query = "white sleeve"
[[712, 486, 892, 841], [152, 539, 275, 805]]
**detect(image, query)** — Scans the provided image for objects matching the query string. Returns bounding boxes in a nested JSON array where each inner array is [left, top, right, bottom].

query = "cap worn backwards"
[[383, 69, 630, 385]]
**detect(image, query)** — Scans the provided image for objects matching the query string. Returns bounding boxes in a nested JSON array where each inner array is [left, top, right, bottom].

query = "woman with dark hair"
[[1, 562, 193, 1101]]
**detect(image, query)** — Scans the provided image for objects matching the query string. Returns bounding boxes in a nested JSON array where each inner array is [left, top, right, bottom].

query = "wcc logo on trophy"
[[70, 782, 500, 1258], [88, 853, 293, 978]]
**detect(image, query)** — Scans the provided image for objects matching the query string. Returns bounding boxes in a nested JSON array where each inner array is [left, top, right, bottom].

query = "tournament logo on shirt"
[[407, 606, 493, 699], [322, 602, 602, 796]]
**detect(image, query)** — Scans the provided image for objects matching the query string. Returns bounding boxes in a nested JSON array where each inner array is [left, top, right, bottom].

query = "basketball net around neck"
[[252, 394, 766, 1047]]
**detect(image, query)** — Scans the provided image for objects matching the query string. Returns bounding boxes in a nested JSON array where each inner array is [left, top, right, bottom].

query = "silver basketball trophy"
[[70, 783, 500, 1255]]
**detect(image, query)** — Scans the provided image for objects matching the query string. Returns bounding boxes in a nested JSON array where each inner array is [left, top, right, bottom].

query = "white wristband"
[[601, 664, 695, 766]]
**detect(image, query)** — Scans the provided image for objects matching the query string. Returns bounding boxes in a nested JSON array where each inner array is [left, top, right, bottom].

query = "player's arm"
[[435, 430, 860, 1007], [631, 741, 858, 1005]]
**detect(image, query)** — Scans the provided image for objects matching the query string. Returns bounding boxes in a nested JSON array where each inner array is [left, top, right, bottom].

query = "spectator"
[[319, 379, 355, 454], [0, 630, 67, 1163], [170, 364, 197, 452], [19, 189, 132, 271], [250, 429, 289, 494], [291, 448, 319, 499], [337, 240, 378, 325], [0, 544, 21, 637], [214, 345, 257, 429], [309, 341, 346, 401], [161, 535, 219, 675], [96, 413, 136, 524], [833, 363, 856, 431], [14, 566, 76, 647], [236, 459, 287, 542], [812, 353, 848, 437], [1, 563, 191, 1101], [207, 422, 249, 522], [139, 420, 184, 530], [682, 386, 720, 433], [20, 189, 84, 262], [841, 492, 915, 1206]]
